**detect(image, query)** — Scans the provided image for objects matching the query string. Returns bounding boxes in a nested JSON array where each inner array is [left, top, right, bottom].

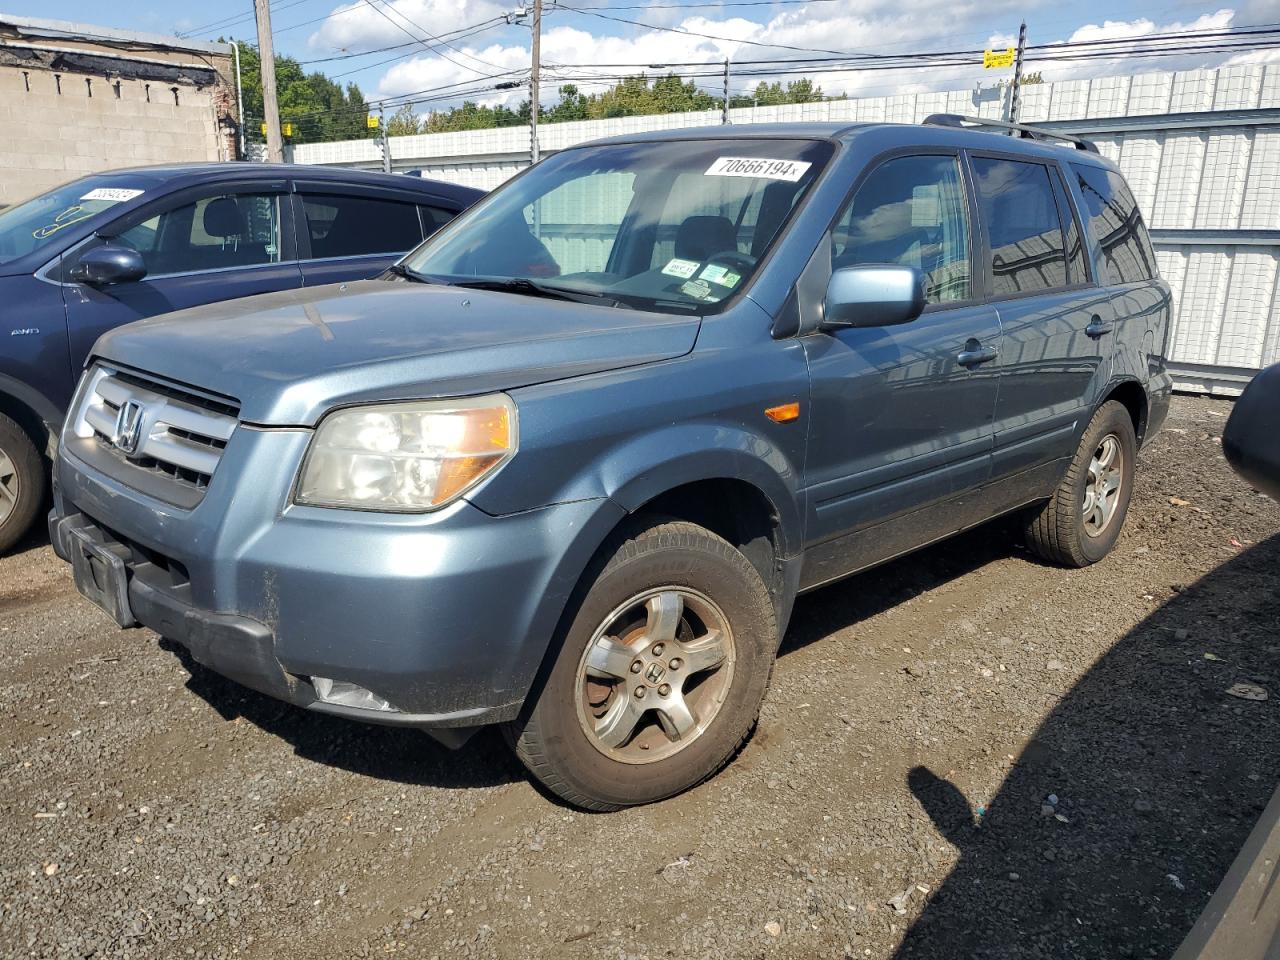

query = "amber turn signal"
[[765, 402, 800, 423]]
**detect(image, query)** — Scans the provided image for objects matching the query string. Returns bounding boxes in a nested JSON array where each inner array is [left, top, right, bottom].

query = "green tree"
[[385, 103, 423, 136], [229, 39, 376, 147]]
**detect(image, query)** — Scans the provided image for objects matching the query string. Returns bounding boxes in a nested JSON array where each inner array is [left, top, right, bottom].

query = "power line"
[[545, 1, 864, 58], [178, 0, 317, 38], [358, 0, 512, 77], [248, 25, 1280, 131], [298, 17, 508, 64]]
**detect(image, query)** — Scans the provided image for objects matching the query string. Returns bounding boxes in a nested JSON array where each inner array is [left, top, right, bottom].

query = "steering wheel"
[[702, 249, 756, 275]]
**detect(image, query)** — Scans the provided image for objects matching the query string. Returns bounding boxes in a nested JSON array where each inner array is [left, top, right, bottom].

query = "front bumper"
[[52, 425, 623, 732]]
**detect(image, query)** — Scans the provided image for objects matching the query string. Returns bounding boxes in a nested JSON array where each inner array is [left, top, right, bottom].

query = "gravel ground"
[[2, 394, 1278, 960]]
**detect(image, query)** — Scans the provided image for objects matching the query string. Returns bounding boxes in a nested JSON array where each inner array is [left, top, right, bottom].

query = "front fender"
[[599, 423, 805, 560]]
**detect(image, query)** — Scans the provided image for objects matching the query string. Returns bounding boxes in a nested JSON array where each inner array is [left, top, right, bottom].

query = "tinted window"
[[972, 157, 1069, 296], [303, 194, 423, 259], [83, 192, 282, 276], [831, 154, 972, 303], [421, 205, 455, 238], [1073, 165, 1158, 284], [1052, 171, 1089, 285]]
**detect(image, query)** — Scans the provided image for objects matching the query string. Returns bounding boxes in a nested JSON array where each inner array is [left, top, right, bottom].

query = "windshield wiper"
[[448, 276, 624, 308], [385, 262, 429, 283]]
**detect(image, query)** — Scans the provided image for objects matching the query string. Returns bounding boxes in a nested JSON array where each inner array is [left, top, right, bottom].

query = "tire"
[[0, 412, 43, 555], [509, 519, 777, 811], [1024, 400, 1137, 568]]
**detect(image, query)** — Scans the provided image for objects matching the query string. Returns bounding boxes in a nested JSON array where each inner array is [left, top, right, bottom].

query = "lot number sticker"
[[80, 188, 144, 203], [705, 157, 811, 182]]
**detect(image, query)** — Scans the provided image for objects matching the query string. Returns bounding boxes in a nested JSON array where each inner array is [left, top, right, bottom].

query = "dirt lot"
[[2, 394, 1279, 960]]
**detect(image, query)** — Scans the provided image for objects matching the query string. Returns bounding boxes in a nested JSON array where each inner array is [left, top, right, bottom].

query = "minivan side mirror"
[[68, 245, 147, 286], [821, 264, 926, 330]]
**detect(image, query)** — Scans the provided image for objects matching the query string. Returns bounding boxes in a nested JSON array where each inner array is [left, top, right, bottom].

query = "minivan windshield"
[[0, 175, 150, 265], [403, 138, 833, 313]]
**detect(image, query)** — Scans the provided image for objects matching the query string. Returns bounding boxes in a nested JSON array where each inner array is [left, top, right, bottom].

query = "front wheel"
[[1024, 400, 1137, 567], [509, 520, 777, 811]]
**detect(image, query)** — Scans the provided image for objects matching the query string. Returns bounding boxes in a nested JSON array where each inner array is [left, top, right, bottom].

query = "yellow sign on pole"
[[261, 122, 295, 137], [367, 115, 380, 128], [983, 47, 1015, 69]]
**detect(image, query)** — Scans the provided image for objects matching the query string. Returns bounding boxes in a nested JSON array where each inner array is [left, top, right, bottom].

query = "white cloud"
[[308, 2, 1272, 115], [308, 0, 509, 54]]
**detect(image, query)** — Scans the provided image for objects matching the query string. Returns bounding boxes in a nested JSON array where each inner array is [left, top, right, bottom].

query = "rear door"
[[1069, 163, 1169, 395], [969, 152, 1111, 480], [292, 182, 455, 287], [60, 180, 300, 372]]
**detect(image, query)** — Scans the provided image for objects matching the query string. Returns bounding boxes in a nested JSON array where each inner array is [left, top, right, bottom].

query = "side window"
[[831, 154, 972, 304], [1073, 165, 1158, 284], [971, 157, 1069, 297], [420, 204, 455, 238], [302, 194, 423, 259], [96, 192, 282, 276]]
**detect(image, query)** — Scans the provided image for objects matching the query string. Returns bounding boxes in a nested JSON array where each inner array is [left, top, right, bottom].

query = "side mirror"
[[68, 245, 147, 286], [822, 264, 926, 330]]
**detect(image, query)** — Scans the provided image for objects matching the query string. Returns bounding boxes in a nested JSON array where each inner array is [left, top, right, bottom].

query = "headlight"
[[295, 395, 516, 511]]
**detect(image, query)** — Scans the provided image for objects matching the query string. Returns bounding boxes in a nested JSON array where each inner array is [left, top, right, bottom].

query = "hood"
[[92, 280, 700, 426]]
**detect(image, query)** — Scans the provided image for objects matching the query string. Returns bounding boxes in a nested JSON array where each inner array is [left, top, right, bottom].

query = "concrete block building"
[[0, 14, 239, 207]]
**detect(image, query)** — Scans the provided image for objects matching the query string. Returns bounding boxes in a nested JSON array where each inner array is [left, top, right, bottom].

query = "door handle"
[[1086, 316, 1114, 338], [957, 344, 999, 367]]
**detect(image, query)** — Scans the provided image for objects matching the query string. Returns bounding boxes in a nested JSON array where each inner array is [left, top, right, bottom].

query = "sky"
[[17, 0, 1280, 113]]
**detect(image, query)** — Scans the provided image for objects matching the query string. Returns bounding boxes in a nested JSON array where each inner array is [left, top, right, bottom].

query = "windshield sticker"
[[705, 157, 812, 182], [699, 264, 742, 289], [680, 278, 717, 301], [80, 187, 144, 203], [661, 257, 700, 279], [31, 205, 95, 241]]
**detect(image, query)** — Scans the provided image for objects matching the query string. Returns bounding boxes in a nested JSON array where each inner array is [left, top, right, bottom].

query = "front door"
[[59, 184, 301, 374], [800, 152, 1001, 587]]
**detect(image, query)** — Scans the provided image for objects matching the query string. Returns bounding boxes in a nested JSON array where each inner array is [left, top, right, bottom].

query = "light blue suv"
[[50, 118, 1171, 809]]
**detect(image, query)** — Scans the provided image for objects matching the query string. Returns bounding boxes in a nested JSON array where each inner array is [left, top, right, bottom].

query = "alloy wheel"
[[1082, 433, 1123, 537], [575, 587, 735, 764]]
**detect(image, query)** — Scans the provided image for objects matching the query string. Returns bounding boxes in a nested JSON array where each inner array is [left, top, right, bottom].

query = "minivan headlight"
[[296, 395, 516, 511]]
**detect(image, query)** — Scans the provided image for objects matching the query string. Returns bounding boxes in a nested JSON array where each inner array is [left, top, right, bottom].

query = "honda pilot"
[[49, 118, 1172, 810]]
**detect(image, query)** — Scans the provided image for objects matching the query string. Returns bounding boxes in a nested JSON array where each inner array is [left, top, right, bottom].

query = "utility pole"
[[1007, 21, 1027, 127], [254, 0, 284, 162], [379, 103, 391, 173], [530, 0, 542, 164], [722, 58, 731, 124]]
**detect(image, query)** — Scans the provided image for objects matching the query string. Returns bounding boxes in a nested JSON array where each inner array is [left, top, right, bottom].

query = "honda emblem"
[[113, 400, 145, 455]]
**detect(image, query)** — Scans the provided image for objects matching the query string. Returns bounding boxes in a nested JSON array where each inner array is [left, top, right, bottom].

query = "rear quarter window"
[[1072, 165, 1159, 284]]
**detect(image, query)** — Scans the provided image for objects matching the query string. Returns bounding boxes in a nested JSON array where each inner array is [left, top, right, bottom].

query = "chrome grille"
[[68, 365, 240, 506]]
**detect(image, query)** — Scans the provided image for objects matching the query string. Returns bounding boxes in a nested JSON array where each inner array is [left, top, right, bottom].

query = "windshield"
[[0, 176, 151, 265], [404, 138, 833, 313]]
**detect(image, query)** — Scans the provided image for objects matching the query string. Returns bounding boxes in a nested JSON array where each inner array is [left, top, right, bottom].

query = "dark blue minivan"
[[0, 163, 482, 549]]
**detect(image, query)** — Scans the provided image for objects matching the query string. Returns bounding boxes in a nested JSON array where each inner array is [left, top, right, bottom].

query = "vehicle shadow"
[[162, 640, 523, 791], [895, 534, 1280, 959], [780, 515, 1023, 658]]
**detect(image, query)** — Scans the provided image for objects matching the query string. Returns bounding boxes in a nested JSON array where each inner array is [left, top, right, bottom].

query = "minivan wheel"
[[1024, 400, 1137, 568], [0, 413, 43, 554], [510, 520, 777, 811]]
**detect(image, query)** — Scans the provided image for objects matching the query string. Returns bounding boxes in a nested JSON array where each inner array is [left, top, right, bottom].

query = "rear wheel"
[[0, 413, 42, 554], [1024, 400, 1136, 567], [510, 519, 777, 811]]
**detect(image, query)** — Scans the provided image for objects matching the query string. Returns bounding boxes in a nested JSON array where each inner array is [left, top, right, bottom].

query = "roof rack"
[[922, 113, 1100, 154]]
